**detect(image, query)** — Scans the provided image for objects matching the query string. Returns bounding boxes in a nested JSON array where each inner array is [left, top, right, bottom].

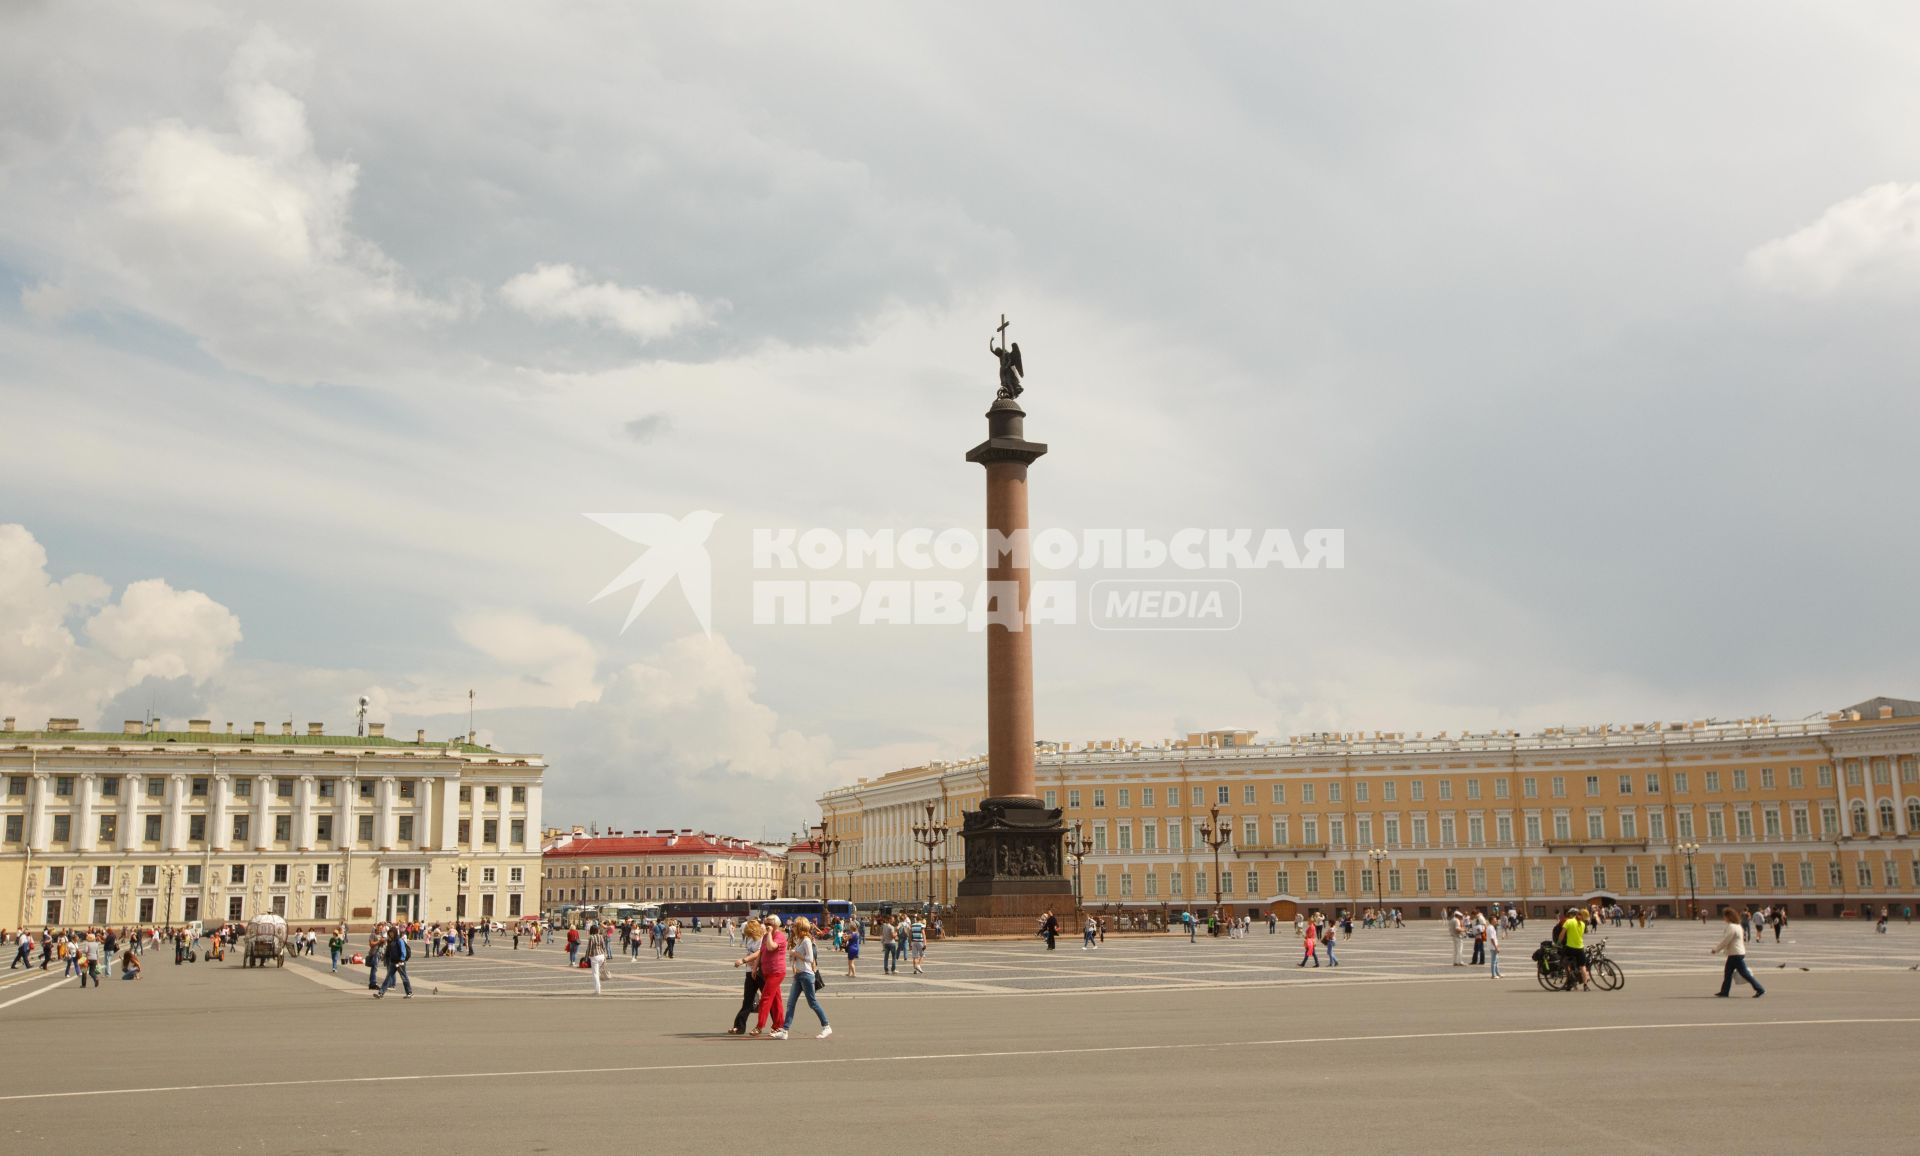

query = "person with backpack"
[[1321, 918, 1340, 967], [375, 928, 412, 999]]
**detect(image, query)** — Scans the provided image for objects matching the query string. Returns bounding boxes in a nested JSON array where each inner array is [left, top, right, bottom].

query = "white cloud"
[[85, 578, 244, 683], [500, 263, 716, 341], [451, 609, 601, 710], [1744, 182, 1920, 297]]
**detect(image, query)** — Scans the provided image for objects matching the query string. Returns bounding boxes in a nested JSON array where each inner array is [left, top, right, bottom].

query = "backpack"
[[395, 936, 410, 963]]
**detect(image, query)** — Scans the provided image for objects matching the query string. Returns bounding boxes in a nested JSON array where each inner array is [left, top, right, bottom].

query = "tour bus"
[[755, 897, 858, 929]]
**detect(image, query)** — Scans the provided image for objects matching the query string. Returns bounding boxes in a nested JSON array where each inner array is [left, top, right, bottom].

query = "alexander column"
[[954, 315, 1074, 934]]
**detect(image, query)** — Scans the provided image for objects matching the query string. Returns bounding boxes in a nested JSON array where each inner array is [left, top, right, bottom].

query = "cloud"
[[500, 264, 716, 341], [623, 412, 672, 443], [1744, 182, 1920, 297], [0, 524, 240, 725], [451, 609, 600, 709], [85, 578, 245, 682]]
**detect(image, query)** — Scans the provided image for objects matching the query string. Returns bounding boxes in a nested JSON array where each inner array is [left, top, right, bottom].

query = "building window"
[[1304, 870, 1319, 894], [398, 780, 415, 799], [277, 778, 293, 798], [510, 867, 524, 883], [485, 786, 499, 803], [1438, 780, 1452, 801], [1141, 787, 1155, 807], [1067, 789, 1081, 809], [1303, 782, 1316, 804], [232, 778, 251, 798], [274, 815, 292, 841], [272, 863, 289, 885], [1593, 865, 1607, 891], [187, 815, 205, 842], [1465, 779, 1480, 801], [1788, 766, 1803, 788], [359, 780, 375, 799], [397, 816, 415, 842], [317, 815, 334, 842], [6, 776, 23, 796], [1215, 785, 1229, 805], [1328, 782, 1342, 803], [3, 815, 22, 843], [1092, 789, 1106, 808], [1271, 783, 1286, 804], [1414, 868, 1428, 893], [231, 815, 250, 843], [1522, 777, 1537, 799], [317, 779, 335, 798], [511, 819, 525, 845], [1551, 777, 1566, 798], [1044, 790, 1057, 808], [358, 815, 375, 842], [146, 778, 165, 798], [54, 776, 73, 797], [483, 819, 499, 844], [458, 819, 471, 843], [1442, 867, 1457, 892]]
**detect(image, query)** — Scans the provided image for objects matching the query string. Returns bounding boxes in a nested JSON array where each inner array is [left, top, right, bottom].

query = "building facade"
[[0, 716, 544, 931], [819, 698, 1920, 920], [540, 830, 782, 909]]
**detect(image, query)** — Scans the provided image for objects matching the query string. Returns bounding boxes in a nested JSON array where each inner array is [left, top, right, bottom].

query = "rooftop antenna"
[[468, 688, 475, 740], [357, 695, 369, 738]]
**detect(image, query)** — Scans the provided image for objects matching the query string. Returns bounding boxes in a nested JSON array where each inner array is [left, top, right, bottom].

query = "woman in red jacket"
[[752, 915, 788, 1036]]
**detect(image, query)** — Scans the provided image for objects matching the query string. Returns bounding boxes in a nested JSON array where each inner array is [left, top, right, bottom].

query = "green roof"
[[3, 730, 509, 756]]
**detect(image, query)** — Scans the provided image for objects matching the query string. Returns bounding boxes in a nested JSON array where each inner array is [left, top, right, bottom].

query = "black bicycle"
[[1533, 938, 1624, 991]]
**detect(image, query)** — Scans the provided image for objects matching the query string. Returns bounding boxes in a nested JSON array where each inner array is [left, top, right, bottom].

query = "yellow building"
[[1, 715, 544, 931], [820, 697, 1920, 920]]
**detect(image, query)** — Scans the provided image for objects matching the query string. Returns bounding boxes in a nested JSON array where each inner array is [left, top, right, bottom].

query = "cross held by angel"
[[989, 314, 1024, 400]]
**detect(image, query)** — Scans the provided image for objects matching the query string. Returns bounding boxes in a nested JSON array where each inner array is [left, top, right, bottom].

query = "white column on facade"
[[436, 777, 458, 850], [166, 773, 189, 851], [1863, 761, 1882, 836], [524, 782, 542, 849], [26, 772, 50, 851], [295, 775, 316, 850], [377, 776, 397, 849], [118, 775, 139, 851], [209, 774, 231, 851], [337, 777, 355, 848], [1894, 756, 1910, 836], [74, 773, 97, 850], [252, 774, 273, 850]]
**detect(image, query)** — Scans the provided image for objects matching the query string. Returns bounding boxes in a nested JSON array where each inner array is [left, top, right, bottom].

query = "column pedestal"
[[953, 796, 1072, 933]]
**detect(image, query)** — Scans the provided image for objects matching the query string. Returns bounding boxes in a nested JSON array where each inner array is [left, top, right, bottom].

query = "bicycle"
[[1533, 937, 1623, 991]]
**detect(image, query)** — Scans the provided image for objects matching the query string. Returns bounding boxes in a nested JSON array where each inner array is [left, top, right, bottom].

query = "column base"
[[950, 796, 1074, 936]]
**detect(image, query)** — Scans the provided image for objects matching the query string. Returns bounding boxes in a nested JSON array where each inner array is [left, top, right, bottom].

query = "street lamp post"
[[1197, 804, 1232, 927], [159, 865, 182, 934], [815, 821, 843, 924], [911, 802, 949, 917], [1064, 820, 1093, 924], [1678, 842, 1700, 920], [1368, 847, 1388, 919]]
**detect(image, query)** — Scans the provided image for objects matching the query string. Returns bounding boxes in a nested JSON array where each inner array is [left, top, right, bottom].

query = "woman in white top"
[[780, 917, 832, 1040], [1711, 906, 1765, 998]]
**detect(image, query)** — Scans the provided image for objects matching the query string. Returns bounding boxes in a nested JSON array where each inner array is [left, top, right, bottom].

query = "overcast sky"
[[3, 2, 1917, 838]]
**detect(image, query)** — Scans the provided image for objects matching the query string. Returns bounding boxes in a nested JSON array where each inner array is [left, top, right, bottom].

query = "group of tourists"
[[5, 926, 146, 983], [725, 914, 832, 1039]]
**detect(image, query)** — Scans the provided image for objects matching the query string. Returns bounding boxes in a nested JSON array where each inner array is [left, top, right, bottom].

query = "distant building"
[[0, 715, 543, 930], [784, 837, 824, 898], [540, 829, 781, 910], [818, 698, 1920, 920]]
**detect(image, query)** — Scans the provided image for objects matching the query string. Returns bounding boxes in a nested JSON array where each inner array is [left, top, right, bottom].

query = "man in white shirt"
[[1450, 910, 1468, 966]]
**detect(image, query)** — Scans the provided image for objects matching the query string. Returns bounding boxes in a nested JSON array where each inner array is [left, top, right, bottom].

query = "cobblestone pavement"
[[279, 919, 1920, 1000]]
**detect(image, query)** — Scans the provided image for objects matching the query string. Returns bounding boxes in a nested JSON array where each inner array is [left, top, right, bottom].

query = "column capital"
[[299, 774, 317, 784]]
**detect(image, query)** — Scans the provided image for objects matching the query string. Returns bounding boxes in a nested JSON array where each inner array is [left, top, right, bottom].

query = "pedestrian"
[[752, 915, 787, 1036], [366, 926, 384, 990], [779, 917, 831, 1040], [77, 932, 101, 988], [908, 913, 928, 974], [843, 922, 861, 977], [728, 918, 765, 1035], [1486, 918, 1502, 979], [375, 928, 412, 999], [566, 925, 581, 966], [1877, 906, 1889, 934], [1711, 906, 1764, 999], [327, 928, 344, 973], [9, 930, 31, 970], [1450, 909, 1468, 966], [664, 919, 679, 959], [1040, 910, 1059, 951], [585, 922, 609, 995], [881, 916, 900, 972], [1470, 911, 1487, 966], [1298, 917, 1320, 967], [1083, 915, 1098, 950], [1321, 919, 1339, 967]]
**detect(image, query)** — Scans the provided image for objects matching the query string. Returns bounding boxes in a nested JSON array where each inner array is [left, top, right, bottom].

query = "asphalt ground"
[[2, 922, 1916, 1155]]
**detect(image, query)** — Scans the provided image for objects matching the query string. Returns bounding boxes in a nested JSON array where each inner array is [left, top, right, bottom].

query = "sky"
[[3, 2, 1918, 839]]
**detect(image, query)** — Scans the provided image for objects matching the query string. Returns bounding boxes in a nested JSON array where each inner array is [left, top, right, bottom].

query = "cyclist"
[[1553, 907, 1590, 991]]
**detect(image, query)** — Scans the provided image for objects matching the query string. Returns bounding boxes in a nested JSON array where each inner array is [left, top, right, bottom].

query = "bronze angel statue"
[[989, 313, 1023, 399]]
